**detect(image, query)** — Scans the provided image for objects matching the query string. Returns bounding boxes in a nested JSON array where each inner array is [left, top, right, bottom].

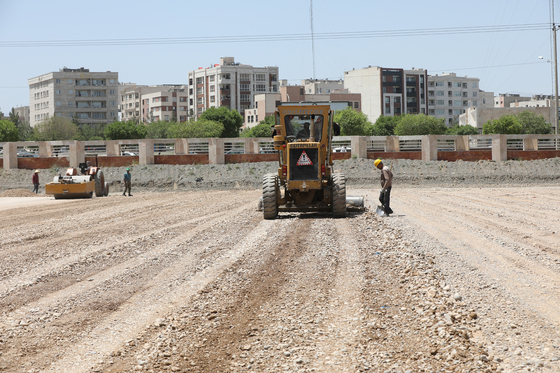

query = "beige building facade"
[[28, 67, 118, 127], [344, 66, 427, 123], [427, 73, 480, 126], [120, 84, 188, 122], [459, 106, 552, 130]]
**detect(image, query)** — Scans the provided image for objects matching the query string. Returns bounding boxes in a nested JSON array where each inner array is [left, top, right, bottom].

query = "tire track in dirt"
[[0, 191, 265, 372], [393, 187, 560, 326]]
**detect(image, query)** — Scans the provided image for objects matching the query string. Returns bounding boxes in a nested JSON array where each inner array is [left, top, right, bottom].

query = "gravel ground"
[[1, 158, 559, 373], [1, 157, 560, 194]]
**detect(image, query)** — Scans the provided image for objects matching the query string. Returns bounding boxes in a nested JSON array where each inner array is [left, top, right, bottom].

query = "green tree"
[[33, 117, 80, 141], [241, 122, 274, 137], [394, 114, 447, 135], [17, 121, 34, 141], [0, 119, 19, 142], [169, 119, 224, 138], [372, 115, 400, 136], [77, 123, 105, 141], [146, 120, 173, 139], [446, 124, 479, 135], [104, 120, 147, 140], [517, 111, 552, 134], [199, 107, 243, 138], [333, 106, 372, 136], [482, 115, 522, 134], [9, 108, 21, 128]]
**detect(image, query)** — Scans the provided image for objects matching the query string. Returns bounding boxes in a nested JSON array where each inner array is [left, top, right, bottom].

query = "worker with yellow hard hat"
[[375, 159, 393, 216]]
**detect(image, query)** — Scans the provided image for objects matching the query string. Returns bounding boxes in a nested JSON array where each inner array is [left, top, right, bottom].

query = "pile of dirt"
[[0, 189, 47, 197]]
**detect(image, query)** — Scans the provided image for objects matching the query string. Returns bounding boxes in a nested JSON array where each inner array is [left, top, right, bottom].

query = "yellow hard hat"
[[374, 159, 382, 167]]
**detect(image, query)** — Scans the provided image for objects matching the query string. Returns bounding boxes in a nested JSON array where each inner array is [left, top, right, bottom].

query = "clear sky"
[[0, 0, 557, 114]]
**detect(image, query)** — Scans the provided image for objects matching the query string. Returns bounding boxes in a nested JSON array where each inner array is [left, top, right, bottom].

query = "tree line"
[[0, 106, 554, 143]]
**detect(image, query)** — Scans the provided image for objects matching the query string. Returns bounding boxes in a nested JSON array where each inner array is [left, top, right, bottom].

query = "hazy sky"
[[0, 0, 557, 113]]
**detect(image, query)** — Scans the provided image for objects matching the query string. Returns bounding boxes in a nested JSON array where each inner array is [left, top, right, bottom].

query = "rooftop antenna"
[[310, 0, 316, 80]]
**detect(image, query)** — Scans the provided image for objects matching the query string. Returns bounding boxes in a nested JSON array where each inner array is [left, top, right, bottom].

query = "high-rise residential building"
[[427, 73, 480, 126], [187, 57, 279, 118], [343, 66, 428, 123], [120, 84, 188, 122], [28, 67, 118, 127]]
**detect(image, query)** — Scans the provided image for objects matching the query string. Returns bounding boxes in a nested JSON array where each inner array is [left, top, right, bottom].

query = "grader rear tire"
[[332, 173, 346, 218], [262, 173, 278, 220], [95, 170, 105, 197]]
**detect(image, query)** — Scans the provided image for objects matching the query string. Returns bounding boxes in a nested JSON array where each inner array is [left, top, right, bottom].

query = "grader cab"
[[261, 104, 363, 219]]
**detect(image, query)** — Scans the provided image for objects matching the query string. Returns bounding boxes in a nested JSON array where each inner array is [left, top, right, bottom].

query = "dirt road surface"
[[1, 187, 559, 372]]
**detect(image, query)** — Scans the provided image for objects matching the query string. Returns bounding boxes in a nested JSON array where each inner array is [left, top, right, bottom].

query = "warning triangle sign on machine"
[[296, 151, 313, 166]]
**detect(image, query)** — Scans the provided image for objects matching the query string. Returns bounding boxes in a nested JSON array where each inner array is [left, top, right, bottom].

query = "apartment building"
[[187, 57, 279, 118], [120, 84, 188, 122], [13, 106, 30, 124], [343, 66, 428, 123], [494, 93, 531, 107], [427, 73, 480, 126], [142, 87, 188, 122], [28, 67, 118, 127], [243, 82, 362, 129]]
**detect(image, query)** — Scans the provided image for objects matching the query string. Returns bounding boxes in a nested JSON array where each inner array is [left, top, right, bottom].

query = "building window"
[[110, 90, 115, 95], [68, 79, 74, 84], [55, 79, 61, 84], [240, 73, 250, 81], [56, 101, 61, 106], [473, 82, 478, 88], [240, 84, 250, 91], [354, 102, 359, 109], [472, 91, 477, 97], [68, 90, 74, 95], [196, 87, 203, 95], [436, 81, 444, 87], [436, 100, 444, 105], [436, 91, 444, 96], [473, 100, 478, 106], [454, 109, 462, 115], [180, 97, 187, 102], [109, 79, 115, 84], [255, 74, 266, 81], [209, 75, 215, 82], [454, 91, 461, 97], [92, 79, 104, 86], [270, 74, 277, 82], [448, 109, 453, 115], [68, 101, 74, 106], [429, 109, 435, 115], [454, 100, 461, 106], [240, 94, 250, 102], [210, 85, 215, 93], [221, 73, 231, 80], [256, 84, 266, 92], [453, 82, 461, 88], [196, 77, 204, 85], [463, 101, 468, 107], [385, 96, 390, 104], [210, 96, 215, 103], [382, 76, 387, 82]]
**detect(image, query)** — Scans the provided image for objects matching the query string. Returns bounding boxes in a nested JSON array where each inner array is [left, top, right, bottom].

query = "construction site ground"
[[1, 186, 560, 373]]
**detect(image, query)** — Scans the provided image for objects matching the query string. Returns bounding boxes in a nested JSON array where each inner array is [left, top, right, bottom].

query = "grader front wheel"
[[262, 173, 278, 220]]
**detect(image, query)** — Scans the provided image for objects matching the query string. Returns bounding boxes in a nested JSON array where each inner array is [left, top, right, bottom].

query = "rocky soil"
[[0, 157, 559, 372], [1, 157, 560, 194]]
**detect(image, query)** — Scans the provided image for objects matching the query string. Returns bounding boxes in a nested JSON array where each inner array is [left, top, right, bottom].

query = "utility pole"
[[554, 23, 559, 134], [310, 0, 316, 80]]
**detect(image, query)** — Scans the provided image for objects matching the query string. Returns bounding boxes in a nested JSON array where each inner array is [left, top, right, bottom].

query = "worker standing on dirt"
[[375, 159, 393, 216], [32, 170, 39, 194], [123, 167, 132, 197]]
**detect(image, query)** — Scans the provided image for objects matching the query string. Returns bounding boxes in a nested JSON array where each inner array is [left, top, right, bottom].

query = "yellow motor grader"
[[45, 162, 109, 199], [261, 104, 363, 219]]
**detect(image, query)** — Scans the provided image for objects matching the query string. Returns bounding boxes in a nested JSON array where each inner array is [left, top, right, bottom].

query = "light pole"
[[539, 55, 559, 134]]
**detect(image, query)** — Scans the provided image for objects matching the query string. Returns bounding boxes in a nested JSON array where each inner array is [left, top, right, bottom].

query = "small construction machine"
[[261, 104, 364, 219], [45, 162, 109, 199]]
